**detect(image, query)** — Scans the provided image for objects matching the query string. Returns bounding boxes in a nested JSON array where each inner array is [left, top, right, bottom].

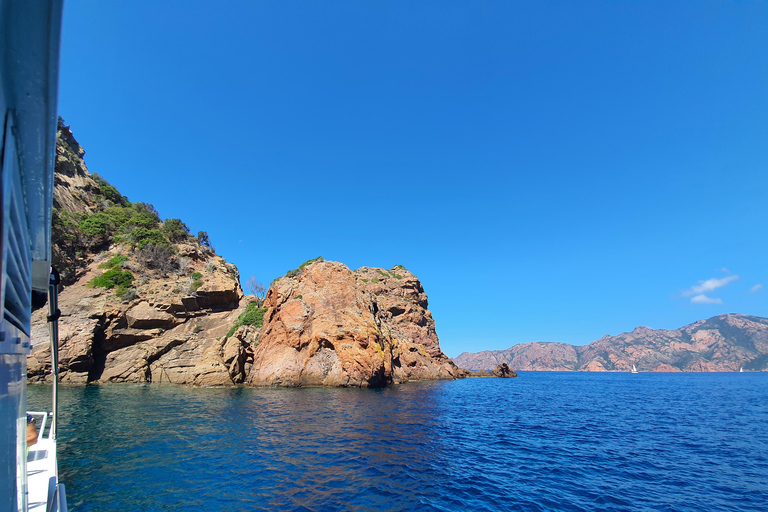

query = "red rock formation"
[[247, 260, 460, 387]]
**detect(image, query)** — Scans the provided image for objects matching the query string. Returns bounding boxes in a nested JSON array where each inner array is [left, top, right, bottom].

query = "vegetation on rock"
[[88, 268, 134, 295], [282, 256, 325, 279], [227, 302, 268, 337]]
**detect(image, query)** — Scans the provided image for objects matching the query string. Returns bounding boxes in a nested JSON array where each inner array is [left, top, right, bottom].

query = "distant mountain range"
[[452, 314, 768, 372]]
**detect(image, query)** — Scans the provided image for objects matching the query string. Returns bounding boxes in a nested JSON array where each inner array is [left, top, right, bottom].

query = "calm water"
[[28, 373, 768, 511]]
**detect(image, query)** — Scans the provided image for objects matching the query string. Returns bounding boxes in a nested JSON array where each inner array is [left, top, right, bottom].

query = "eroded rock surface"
[[248, 261, 460, 387], [28, 254, 249, 385]]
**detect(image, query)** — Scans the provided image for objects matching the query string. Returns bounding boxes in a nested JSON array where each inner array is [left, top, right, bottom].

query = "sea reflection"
[[27, 373, 768, 512]]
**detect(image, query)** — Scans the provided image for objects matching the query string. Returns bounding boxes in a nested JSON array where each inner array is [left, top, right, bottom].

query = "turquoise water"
[[28, 372, 768, 511]]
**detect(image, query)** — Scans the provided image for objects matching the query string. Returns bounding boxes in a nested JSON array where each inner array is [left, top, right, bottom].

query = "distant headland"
[[452, 313, 768, 372]]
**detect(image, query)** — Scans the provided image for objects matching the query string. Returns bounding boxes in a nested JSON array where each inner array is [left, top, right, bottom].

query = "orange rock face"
[[247, 261, 459, 387]]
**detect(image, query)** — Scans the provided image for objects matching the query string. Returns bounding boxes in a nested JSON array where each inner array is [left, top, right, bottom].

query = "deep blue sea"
[[28, 372, 768, 511]]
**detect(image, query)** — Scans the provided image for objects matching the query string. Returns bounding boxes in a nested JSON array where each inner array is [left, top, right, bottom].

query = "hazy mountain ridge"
[[452, 314, 768, 372]]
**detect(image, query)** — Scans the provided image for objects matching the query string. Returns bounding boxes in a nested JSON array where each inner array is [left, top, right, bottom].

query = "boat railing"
[[25, 410, 67, 512]]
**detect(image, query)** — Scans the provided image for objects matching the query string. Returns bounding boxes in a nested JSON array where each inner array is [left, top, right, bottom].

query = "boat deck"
[[26, 411, 66, 512]]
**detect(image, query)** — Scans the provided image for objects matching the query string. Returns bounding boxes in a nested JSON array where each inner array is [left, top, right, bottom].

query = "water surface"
[[29, 372, 768, 511]]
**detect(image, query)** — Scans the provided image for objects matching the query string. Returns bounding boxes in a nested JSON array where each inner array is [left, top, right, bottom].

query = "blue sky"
[[57, 1, 768, 357]]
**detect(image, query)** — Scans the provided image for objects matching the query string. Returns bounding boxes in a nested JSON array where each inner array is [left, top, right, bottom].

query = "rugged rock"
[[31, 122, 461, 388], [29, 121, 250, 386], [492, 363, 517, 378], [28, 252, 249, 385], [452, 314, 768, 372], [247, 260, 460, 387]]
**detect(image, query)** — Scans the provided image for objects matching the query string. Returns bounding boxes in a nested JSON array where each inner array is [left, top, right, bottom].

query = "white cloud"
[[683, 275, 739, 297], [720, 267, 731, 273], [750, 284, 763, 293], [691, 294, 723, 304]]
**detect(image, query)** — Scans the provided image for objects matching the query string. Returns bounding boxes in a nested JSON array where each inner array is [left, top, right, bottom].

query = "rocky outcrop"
[[29, 121, 252, 385], [452, 314, 768, 372], [247, 260, 460, 387], [492, 363, 517, 378], [28, 250, 250, 385], [28, 122, 460, 388]]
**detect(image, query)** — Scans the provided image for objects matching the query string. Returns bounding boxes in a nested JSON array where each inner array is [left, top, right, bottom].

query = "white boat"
[[0, 2, 66, 511], [631, 364, 638, 374], [740, 367, 744, 373]]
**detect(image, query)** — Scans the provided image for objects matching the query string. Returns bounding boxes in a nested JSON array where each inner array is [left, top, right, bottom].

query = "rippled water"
[[28, 372, 768, 511]]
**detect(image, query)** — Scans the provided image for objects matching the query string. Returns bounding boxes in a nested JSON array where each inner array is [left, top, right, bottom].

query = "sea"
[[28, 372, 768, 511]]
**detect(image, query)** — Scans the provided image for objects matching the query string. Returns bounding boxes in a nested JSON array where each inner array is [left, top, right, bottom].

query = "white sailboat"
[[740, 366, 744, 373], [631, 364, 638, 374]]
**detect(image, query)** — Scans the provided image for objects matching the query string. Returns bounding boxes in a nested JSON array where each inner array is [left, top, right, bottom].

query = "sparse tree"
[[246, 275, 266, 307], [197, 230, 211, 247]]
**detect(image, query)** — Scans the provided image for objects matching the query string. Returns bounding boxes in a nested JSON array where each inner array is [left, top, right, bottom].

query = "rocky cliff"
[[247, 260, 460, 387], [29, 120, 254, 385], [452, 314, 768, 372], [29, 122, 460, 387]]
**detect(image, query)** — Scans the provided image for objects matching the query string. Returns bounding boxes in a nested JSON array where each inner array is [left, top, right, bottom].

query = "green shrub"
[[191, 272, 202, 280], [376, 269, 389, 278], [295, 295, 302, 300], [92, 173, 126, 205], [130, 211, 161, 229], [98, 254, 128, 270], [130, 228, 169, 249], [162, 218, 190, 242], [191, 279, 204, 290], [391, 273, 403, 279], [372, 278, 380, 283], [102, 206, 131, 231], [284, 256, 324, 278], [78, 213, 110, 237], [88, 268, 134, 294], [361, 278, 369, 283], [227, 302, 268, 337]]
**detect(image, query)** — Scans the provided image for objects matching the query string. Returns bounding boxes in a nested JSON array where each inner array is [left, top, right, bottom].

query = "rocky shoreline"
[[30, 121, 481, 388]]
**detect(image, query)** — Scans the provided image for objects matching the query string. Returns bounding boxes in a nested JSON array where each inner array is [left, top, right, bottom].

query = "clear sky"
[[57, 1, 768, 357]]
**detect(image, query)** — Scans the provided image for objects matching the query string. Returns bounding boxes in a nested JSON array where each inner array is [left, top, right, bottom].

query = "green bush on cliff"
[[227, 302, 268, 337], [88, 268, 134, 295], [284, 256, 324, 278], [130, 227, 170, 249], [78, 213, 111, 237], [162, 218, 190, 242], [102, 206, 131, 230], [130, 211, 161, 229], [98, 254, 128, 269], [92, 173, 127, 205]]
